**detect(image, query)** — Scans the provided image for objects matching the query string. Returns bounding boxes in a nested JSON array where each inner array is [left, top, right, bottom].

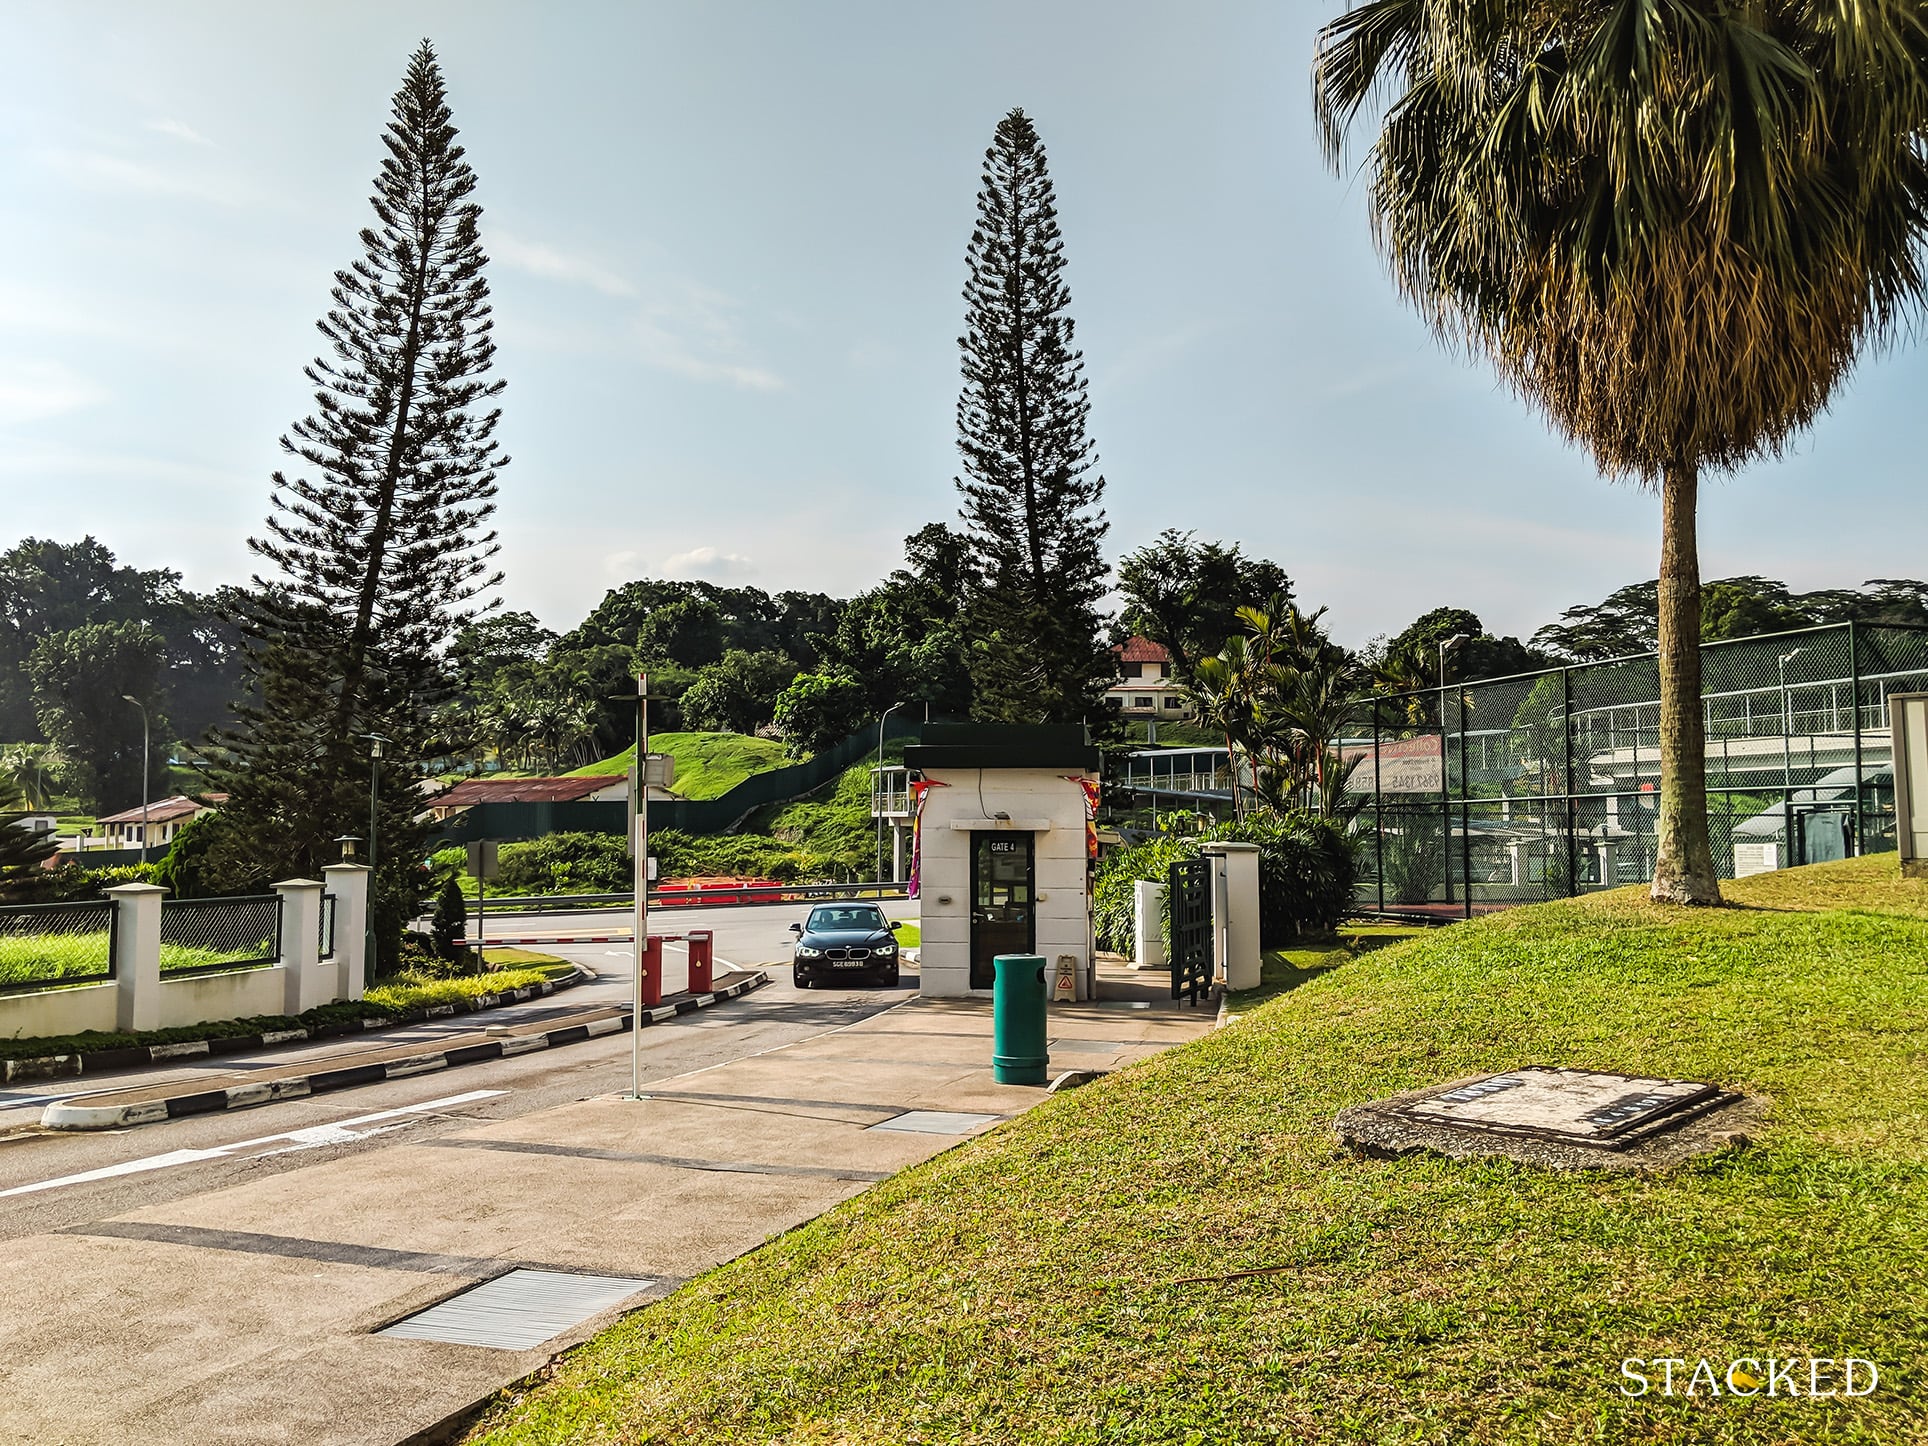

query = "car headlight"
[[796, 945, 822, 959], [874, 943, 897, 957]]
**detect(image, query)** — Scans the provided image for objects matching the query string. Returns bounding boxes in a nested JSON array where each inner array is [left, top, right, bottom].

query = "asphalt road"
[[0, 899, 923, 1240]]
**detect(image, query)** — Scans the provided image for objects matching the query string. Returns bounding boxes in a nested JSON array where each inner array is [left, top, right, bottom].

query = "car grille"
[[823, 946, 870, 960]]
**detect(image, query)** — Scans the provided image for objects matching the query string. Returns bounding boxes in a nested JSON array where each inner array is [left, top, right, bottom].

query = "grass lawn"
[[569, 732, 788, 800], [466, 855, 1928, 1444]]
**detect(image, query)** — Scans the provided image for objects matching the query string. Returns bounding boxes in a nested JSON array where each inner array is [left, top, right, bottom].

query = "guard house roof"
[[433, 776, 622, 807], [903, 724, 1101, 773]]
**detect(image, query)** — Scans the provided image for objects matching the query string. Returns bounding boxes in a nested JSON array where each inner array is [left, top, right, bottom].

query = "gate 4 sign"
[[988, 838, 1022, 854]]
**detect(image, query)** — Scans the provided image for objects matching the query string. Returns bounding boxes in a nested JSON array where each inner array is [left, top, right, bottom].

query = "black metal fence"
[[1352, 622, 1928, 919], [0, 899, 117, 993], [159, 894, 284, 975]]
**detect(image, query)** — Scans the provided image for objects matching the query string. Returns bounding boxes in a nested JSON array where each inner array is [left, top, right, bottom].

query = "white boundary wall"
[[1, 867, 370, 1042]]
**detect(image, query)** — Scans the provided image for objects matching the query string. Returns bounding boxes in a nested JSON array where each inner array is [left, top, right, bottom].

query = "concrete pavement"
[[0, 963, 1213, 1446]]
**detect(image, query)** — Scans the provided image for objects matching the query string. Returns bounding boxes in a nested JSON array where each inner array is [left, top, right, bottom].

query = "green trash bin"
[[992, 953, 1049, 1085]]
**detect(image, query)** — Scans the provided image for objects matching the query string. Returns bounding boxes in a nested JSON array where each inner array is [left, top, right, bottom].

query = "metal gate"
[[1168, 857, 1213, 1004]]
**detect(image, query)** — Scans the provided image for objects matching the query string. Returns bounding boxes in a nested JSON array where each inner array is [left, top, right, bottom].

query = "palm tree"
[[1184, 644, 1258, 818], [1315, 3, 1928, 904]]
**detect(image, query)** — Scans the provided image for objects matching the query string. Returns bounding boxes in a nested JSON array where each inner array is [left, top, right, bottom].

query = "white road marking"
[[0, 1088, 508, 1199]]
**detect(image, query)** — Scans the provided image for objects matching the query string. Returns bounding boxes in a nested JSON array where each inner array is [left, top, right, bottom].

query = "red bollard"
[[687, 930, 714, 993], [640, 935, 663, 1008]]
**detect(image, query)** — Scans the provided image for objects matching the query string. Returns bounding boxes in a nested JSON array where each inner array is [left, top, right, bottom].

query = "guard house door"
[[970, 832, 1035, 990]]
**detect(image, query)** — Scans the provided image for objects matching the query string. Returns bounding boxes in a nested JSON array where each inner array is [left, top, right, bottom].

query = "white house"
[[1105, 636, 1194, 726], [905, 725, 1100, 1000], [88, 794, 225, 852]]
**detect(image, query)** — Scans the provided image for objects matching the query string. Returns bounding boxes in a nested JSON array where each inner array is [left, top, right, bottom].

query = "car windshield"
[[806, 906, 887, 932]]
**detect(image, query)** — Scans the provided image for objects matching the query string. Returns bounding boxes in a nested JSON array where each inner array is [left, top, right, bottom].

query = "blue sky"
[[1, 1, 1921, 650]]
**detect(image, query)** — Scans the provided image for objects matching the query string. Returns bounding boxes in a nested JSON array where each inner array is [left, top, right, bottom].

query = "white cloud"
[[632, 280, 785, 392], [491, 229, 638, 299], [662, 545, 755, 579], [144, 118, 211, 146], [634, 316, 784, 391], [0, 361, 107, 426], [36, 147, 252, 208]]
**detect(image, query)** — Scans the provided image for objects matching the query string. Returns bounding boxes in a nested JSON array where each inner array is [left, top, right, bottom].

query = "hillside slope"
[[468, 855, 1928, 1444], [568, 731, 787, 800]]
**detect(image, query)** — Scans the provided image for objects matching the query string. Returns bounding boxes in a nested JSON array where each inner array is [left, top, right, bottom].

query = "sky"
[[1, 1, 1923, 652]]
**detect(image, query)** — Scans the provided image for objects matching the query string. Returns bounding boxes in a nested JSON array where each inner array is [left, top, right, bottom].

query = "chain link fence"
[[0, 899, 117, 993], [159, 894, 283, 975], [1353, 623, 1928, 919]]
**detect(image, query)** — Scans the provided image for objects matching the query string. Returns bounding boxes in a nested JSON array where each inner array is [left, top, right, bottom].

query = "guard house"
[[903, 724, 1100, 999]]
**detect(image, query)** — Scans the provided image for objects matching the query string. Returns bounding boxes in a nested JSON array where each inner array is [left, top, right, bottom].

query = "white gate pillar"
[[107, 882, 166, 1033], [1201, 842, 1261, 992]]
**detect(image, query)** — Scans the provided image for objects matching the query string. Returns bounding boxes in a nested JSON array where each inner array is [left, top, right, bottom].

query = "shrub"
[[429, 876, 471, 964], [1092, 811, 1358, 956], [19, 860, 158, 903], [494, 832, 632, 894]]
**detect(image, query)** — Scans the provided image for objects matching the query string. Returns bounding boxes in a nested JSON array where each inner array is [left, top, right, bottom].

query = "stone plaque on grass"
[[1336, 1066, 1755, 1172]]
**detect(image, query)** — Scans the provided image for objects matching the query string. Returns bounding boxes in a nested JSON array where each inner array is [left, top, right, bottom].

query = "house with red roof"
[[89, 794, 227, 852], [1106, 636, 1193, 727]]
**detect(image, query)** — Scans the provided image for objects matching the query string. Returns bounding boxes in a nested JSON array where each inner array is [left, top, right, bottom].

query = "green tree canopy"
[[1115, 529, 1292, 679], [955, 109, 1114, 728], [27, 621, 168, 812]]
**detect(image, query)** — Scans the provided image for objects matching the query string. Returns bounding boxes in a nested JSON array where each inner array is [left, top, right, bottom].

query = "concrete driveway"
[[0, 963, 1212, 1445]]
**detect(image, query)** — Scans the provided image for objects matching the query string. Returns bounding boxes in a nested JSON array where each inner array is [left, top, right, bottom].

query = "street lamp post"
[[875, 701, 907, 884], [1436, 635, 1470, 905], [120, 695, 150, 863], [362, 735, 388, 974], [1779, 647, 1804, 868]]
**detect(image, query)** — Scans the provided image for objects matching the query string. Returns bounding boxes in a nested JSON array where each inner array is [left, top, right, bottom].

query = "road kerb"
[[38, 971, 770, 1132]]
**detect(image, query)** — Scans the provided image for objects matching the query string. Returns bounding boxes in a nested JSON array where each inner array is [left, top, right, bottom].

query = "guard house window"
[[1133, 695, 1154, 709], [1163, 696, 1182, 709]]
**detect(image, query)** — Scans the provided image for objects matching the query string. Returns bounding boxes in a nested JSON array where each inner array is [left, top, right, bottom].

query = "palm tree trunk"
[[1651, 461, 1723, 904]]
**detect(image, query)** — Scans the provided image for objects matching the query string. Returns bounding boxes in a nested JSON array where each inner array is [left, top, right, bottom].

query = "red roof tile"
[[1114, 636, 1170, 664], [96, 794, 225, 826], [434, 776, 624, 808]]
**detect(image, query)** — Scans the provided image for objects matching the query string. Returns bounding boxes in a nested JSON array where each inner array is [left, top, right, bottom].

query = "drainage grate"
[[378, 1268, 654, 1350], [868, 1110, 1001, 1136]]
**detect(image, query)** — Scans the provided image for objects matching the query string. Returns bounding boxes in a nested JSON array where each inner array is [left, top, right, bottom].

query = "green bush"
[[494, 832, 632, 894], [18, 860, 158, 903], [1092, 811, 1358, 956], [650, 828, 837, 882]]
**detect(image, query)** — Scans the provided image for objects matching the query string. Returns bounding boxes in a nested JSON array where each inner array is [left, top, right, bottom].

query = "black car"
[[790, 904, 903, 989]]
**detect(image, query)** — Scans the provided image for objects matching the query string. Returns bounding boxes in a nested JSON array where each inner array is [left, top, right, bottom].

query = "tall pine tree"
[[205, 40, 505, 963], [955, 109, 1113, 727]]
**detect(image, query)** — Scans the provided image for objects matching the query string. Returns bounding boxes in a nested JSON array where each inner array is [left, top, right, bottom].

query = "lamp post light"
[[120, 695, 150, 863], [1436, 635, 1470, 905], [875, 701, 907, 884], [1779, 647, 1805, 868]]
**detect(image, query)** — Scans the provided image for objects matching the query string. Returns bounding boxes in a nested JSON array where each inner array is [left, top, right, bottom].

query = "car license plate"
[[831, 960, 866, 969]]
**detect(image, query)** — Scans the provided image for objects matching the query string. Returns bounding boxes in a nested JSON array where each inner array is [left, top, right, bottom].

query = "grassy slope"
[[568, 732, 788, 800], [750, 742, 905, 869], [469, 855, 1928, 1444]]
